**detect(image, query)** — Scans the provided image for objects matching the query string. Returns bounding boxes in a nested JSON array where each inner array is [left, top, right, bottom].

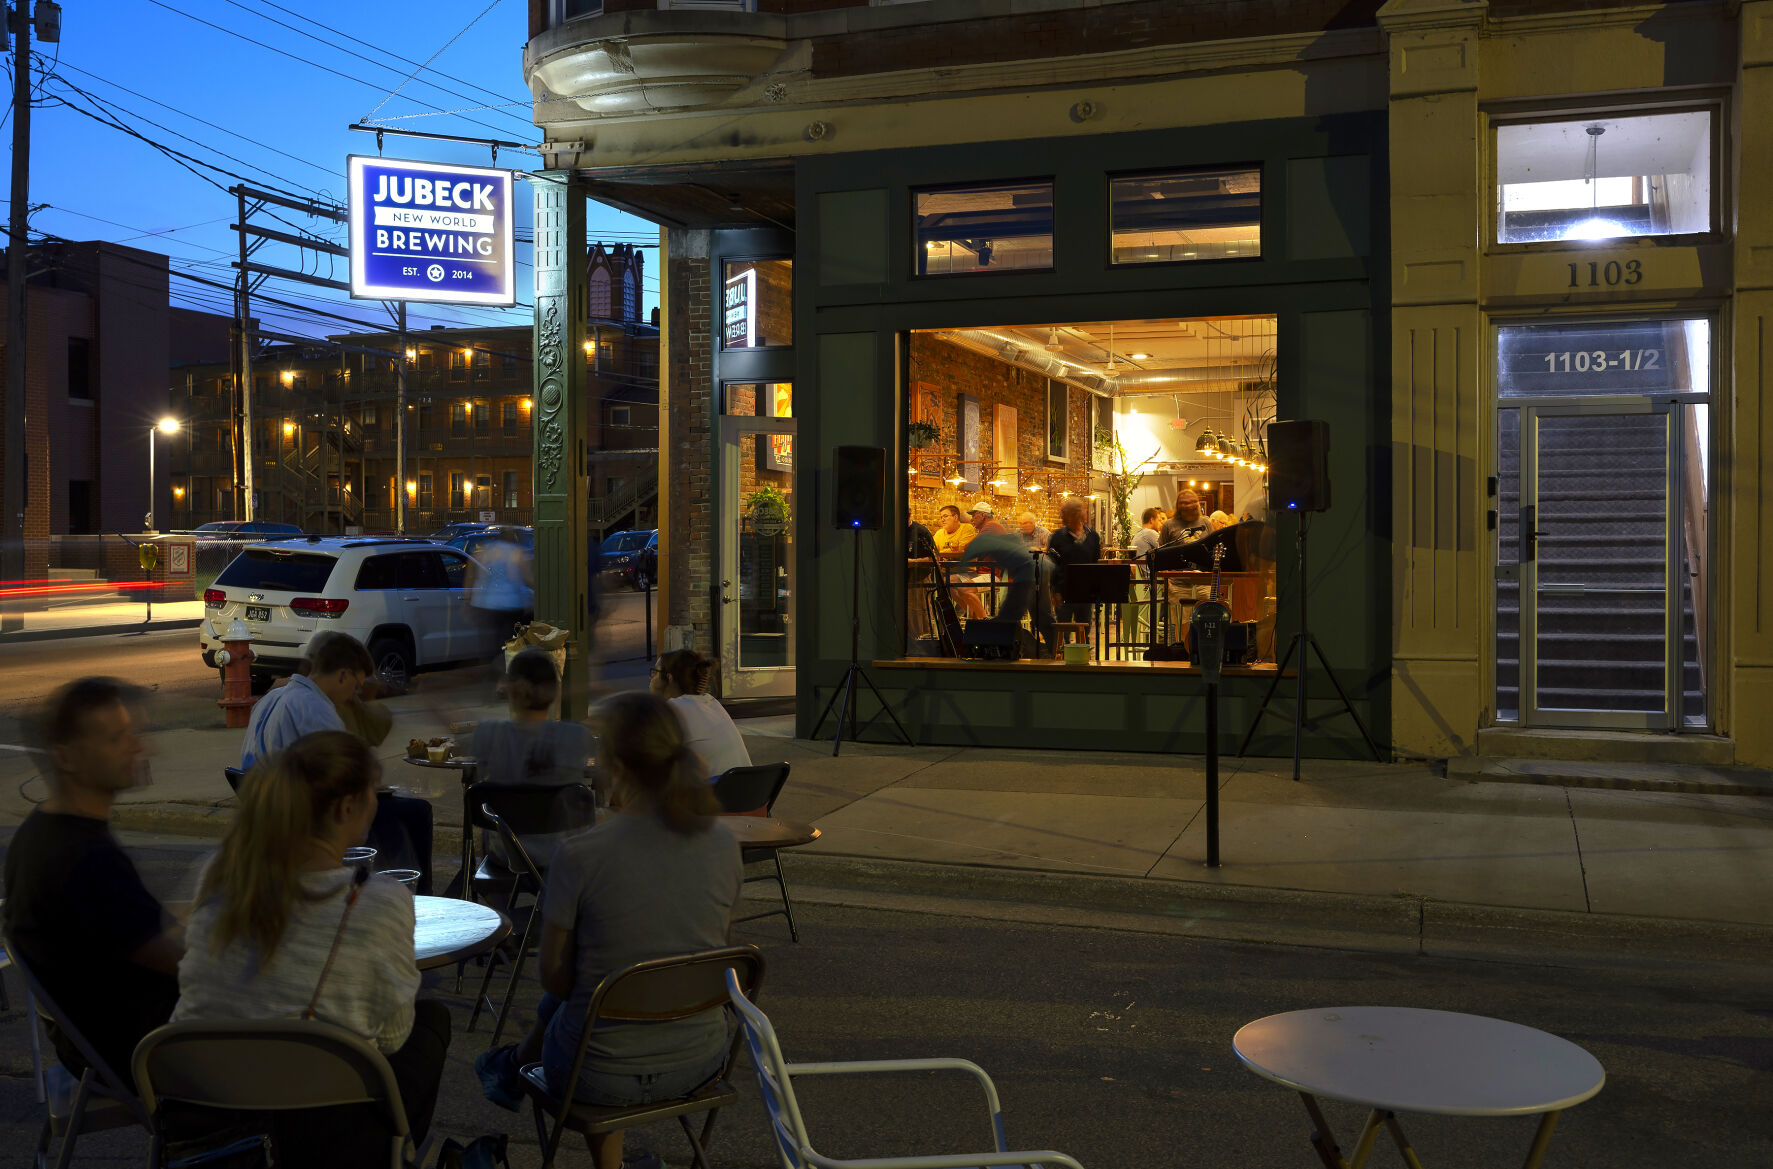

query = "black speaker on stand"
[[812, 446, 912, 755], [1238, 420, 1382, 776]]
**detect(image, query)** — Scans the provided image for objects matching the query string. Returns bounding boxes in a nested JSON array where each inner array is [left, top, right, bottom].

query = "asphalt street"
[[0, 832, 1767, 1169], [0, 589, 661, 745]]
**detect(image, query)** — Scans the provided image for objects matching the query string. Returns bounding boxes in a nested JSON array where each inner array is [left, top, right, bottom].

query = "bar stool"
[[1051, 622, 1090, 659]]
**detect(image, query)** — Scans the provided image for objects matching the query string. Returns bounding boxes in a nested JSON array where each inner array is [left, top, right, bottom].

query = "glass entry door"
[[718, 415, 796, 699], [1516, 402, 1680, 728]]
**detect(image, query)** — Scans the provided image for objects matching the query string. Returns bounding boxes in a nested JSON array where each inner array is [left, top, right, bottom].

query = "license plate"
[[245, 605, 271, 622]]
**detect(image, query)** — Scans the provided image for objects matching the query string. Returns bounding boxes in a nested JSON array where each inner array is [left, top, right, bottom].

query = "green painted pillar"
[[531, 171, 590, 718]]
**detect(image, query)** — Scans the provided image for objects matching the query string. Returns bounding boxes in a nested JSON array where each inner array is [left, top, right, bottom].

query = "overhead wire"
[[362, 0, 506, 124], [139, 0, 526, 142], [215, 0, 536, 134]]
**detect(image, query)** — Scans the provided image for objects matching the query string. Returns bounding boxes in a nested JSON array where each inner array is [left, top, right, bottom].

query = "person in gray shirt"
[[477, 692, 741, 1169], [471, 648, 591, 790]]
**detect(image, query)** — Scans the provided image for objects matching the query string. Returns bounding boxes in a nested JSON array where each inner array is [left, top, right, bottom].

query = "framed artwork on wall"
[[1046, 378, 1068, 463], [993, 404, 1018, 496], [958, 392, 981, 493]]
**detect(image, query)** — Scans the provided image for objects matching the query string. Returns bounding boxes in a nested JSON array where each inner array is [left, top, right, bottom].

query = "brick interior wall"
[[906, 333, 1092, 531]]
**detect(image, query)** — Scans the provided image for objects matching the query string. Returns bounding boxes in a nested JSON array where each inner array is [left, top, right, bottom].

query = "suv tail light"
[[203, 589, 225, 608], [290, 597, 349, 618]]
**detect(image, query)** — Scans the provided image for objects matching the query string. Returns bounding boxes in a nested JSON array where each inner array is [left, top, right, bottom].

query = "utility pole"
[[235, 187, 255, 520], [395, 301, 407, 533], [2, 3, 39, 629]]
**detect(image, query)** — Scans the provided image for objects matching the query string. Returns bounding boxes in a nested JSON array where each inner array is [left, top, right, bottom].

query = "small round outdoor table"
[[1232, 1006, 1604, 1169], [412, 895, 508, 971], [720, 816, 820, 849], [403, 755, 480, 896]]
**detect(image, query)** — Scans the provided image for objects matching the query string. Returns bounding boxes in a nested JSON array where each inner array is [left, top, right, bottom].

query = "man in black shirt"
[[4, 678, 182, 1083], [1046, 497, 1102, 624], [1160, 488, 1211, 547]]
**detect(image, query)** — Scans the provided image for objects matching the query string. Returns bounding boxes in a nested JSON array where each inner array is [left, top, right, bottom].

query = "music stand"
[[811, 523, 912, 756], [1236, 510, 1383, 777], [1061, 562, 1132, 660]]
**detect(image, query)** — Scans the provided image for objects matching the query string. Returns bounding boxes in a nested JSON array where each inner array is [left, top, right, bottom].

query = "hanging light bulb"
[[1563, 124, 1629, 241], [1044, 328, 1063, 352]]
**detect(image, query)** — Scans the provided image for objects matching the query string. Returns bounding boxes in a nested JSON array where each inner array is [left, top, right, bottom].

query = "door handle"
[[1521, 505, 1548, 562]]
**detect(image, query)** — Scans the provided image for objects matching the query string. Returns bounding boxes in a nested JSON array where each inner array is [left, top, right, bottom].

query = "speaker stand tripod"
[[1237, 510, 1383, 778], [812, 524, 912, 756]]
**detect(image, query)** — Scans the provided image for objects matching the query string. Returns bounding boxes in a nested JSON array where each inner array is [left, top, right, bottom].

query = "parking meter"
[[1191, 597, 1230, 684], [137, 543, 160, 571]]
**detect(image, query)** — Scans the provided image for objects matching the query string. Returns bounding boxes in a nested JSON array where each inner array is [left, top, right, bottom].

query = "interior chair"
[[711, 763, 801, 942], [726, 970, 1085, 1169], [133, 1018, 413, 1169], [521, 944, 764, 1169], [5, 936, 153, 1169], [467, 807, 545, 1045]]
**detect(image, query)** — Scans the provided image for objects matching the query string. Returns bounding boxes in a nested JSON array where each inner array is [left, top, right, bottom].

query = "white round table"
[[1233, 1007, 1604, 1169], [412, 895, 509, 971]]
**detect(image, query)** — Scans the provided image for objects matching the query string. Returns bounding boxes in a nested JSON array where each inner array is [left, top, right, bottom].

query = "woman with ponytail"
[[172, 731, 451, 1164], [650, 648, 751, 781], [477, 691, 741, 1169]]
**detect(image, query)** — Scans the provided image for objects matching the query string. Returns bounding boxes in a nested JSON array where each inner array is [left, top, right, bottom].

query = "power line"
[[139, 0, 526, 142], [52, 60, 344, 183], [216, 0, 535, 134], [250, 0, 527, 111]]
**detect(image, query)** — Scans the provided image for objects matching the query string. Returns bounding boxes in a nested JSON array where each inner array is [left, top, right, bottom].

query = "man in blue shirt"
[[240, 632, 374, 770]]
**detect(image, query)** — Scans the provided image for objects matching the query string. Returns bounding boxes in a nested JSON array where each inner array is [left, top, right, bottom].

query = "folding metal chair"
[[726, 969, 1085, 1169], [712, 763, 801, 941], [134, 1018, 414, 1169], [5, 937, 153, 1169], [461, 781, 596, 906], [467, 806, 544, 1046], [223, 767, 246, 793], [0, 907, 46, 1103], [522, 945, 765, 1169]]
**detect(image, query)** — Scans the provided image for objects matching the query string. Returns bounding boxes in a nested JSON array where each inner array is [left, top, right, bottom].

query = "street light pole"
[[147, 417, 178, 532], [3, 2, 37, 631]]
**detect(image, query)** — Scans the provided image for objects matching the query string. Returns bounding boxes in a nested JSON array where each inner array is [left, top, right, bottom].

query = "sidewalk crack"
[[1565, 787, 1593, 912]]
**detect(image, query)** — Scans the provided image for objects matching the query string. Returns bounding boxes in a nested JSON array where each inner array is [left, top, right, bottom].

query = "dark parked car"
[[599, 528, 658, 590]]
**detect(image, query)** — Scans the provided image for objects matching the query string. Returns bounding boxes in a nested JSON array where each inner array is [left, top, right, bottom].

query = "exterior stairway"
[[1496, 410, 1703, 724]]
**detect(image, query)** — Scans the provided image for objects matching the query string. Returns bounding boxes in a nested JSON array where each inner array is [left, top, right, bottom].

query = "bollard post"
[[643, 578, 653, 660]]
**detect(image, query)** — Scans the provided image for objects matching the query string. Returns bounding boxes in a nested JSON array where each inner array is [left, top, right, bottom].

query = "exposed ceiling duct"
[[931, 328, 1271, 397]]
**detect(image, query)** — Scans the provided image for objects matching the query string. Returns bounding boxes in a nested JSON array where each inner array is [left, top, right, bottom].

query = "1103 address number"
[[1567, 259, 1643, 288]]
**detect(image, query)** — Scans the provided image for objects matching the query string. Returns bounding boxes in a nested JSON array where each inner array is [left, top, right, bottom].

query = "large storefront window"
[[1495, 110, 1712, 243], [905, 315, 1278, 669]]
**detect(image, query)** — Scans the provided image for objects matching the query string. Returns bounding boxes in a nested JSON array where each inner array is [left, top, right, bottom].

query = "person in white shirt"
[[239, 632, 372, 770], [650, 649, 751, 781], [175, 731, 450, 1166]]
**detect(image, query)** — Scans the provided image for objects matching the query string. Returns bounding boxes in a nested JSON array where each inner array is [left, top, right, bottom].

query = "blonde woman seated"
[[651, 648, 751, 781], [172, 732, 450, 1166], [476, 692, 742, 1169]]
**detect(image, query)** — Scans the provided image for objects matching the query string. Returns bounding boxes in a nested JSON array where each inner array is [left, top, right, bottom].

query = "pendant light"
[[1563, 124, 1628, 241]]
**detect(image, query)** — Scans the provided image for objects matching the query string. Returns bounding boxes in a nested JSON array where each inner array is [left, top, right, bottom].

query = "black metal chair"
[[521, 945, 765, 1169], [223, 767, 246, 793], [369, 791, 435, 895], [5, 935, 154, 1169], [462, 781, 597, 905], [468, 807, 546, 1046], [711, 763, 800, 942]]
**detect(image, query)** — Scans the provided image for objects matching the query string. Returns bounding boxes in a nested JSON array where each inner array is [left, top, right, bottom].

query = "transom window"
[[1110, 167, 1261, 264], [914, 180, 1054, 275], [1496, 110, 1713, 244]]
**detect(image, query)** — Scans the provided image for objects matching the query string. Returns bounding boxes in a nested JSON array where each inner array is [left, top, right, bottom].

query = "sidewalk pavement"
[[3, 685, 1767, 970], [0, 598, 205, 642]]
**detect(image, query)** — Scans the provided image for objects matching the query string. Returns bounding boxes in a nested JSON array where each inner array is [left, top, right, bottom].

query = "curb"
[[0, 618, 203, 644], [777, 855, 1773, 971], [110, 801, 1773, 971], [1445, 760, 1773, 799]]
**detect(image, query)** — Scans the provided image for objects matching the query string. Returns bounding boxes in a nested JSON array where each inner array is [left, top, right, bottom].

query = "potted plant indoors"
[[907, 420, 941, 449]]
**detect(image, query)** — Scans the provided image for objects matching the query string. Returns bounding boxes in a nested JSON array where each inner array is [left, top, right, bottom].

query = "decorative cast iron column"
[[531, 171, 590, 717]]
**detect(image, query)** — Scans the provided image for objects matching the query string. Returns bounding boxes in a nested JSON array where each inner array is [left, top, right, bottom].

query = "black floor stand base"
[[1238, 630, 1383, 778], [811, 662, 912, 757]]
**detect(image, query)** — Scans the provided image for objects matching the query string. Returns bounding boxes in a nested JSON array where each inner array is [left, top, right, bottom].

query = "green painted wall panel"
[[818, 190, 889, 286]]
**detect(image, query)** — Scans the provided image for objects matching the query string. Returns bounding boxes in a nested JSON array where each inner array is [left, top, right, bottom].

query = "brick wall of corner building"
[[908, 332, 1100, 533], [812, 0, 1384, 77], [664, 233, 715, 653]]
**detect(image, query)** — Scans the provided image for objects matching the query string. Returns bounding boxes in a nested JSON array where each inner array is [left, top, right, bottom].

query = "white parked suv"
[[199, 536, 499, 692]]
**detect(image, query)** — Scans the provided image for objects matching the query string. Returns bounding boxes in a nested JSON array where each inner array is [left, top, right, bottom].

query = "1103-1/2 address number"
[[1567, 258, 1643, 288]]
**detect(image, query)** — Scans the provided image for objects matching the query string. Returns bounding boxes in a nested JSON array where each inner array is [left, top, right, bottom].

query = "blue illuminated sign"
[[348, 155, 515, 306]]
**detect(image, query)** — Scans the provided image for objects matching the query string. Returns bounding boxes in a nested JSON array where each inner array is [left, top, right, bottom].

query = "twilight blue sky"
[[21, 0, 658, 338]]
